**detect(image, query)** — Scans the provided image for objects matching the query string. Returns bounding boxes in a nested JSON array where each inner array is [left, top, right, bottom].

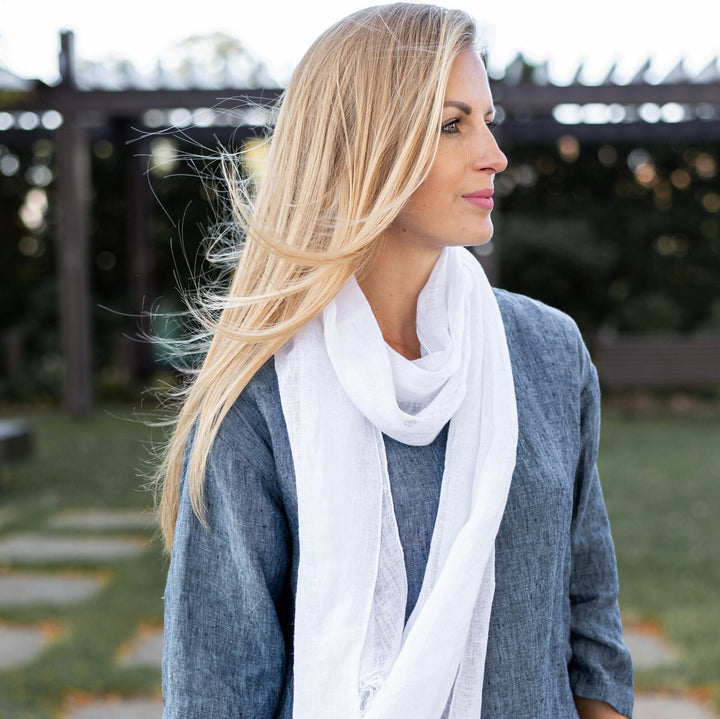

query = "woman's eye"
[[486, 120, 499, 133], [441, 119, 460, 135]]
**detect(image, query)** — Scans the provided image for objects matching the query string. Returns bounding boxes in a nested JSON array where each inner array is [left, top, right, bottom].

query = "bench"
[[593, 335, 720, 389], [0, 420, 33, 478]]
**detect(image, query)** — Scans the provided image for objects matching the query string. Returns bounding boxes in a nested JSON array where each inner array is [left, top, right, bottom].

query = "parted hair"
[[156, 3, 477, 548]]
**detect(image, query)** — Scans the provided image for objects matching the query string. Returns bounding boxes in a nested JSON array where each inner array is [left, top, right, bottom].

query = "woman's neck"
[[358, 240, 442, 360]]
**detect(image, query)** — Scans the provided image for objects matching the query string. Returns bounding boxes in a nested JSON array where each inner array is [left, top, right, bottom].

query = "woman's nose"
[[471, 130, 508, 174]]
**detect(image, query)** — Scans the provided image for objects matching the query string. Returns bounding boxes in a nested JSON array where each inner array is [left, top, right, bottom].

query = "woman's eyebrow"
[[444, 100, 472, 115], [444, 101, 496, 120]]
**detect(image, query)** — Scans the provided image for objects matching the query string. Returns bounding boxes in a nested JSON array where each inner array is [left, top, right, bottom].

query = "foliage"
[[2, 67, 720, 400], [0, 142, 60, 398], [497, 139, 720, 337], [0, 134, 217, 401], [165, 32, 274, 86]]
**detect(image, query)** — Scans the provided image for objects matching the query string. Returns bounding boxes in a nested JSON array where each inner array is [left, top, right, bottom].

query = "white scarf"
[[275, 246, 518, 719]]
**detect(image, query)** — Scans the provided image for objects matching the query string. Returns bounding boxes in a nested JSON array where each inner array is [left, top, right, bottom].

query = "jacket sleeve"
[[567, 337, 634, 718], [162, 397, 291, 719]]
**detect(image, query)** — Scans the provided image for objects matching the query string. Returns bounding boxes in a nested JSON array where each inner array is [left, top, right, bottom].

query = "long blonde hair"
[[157, 3, 477, 548]]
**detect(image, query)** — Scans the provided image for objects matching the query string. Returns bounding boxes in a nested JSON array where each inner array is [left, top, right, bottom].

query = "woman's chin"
[[464, 231, 494, 249]]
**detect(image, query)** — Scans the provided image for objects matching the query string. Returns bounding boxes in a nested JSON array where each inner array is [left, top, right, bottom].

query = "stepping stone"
[[49, 510, 156, 532], [0, 534, 146, 563], [119, 626, 163, 668], [0, 572, 105, 607], [624, 626, 677, 669], [63, 697, 162, 719], [0, 625, 51, 669], [635, 693, 719, 719]]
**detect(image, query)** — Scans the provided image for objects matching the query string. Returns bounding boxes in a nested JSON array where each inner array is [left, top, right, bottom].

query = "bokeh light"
[[695, 153, 717, 179], [41, 110, 63, 130], [18, 112, 40, 130], [18, 188, 48, 231], [557, 135, 580, 162], [149, 138, 179, 176], [670, 168, 692, 190], [93, 140, 114, 160], [242, 137, 270, 186], [598, 145, 618, 167], [702, 192, 720, 213], [96, 251, 117, 271]]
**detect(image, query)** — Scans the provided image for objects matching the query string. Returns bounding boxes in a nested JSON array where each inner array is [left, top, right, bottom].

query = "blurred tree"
[[2, 47, 719, 401], [496, 138, 720, 338], [166, 32, 273, 86], [0, 141, 61, 400]]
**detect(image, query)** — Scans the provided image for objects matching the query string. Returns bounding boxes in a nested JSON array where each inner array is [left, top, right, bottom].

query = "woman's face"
[[385, 50, 507, 254]]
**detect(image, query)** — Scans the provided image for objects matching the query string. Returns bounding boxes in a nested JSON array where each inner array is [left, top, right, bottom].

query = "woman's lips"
[[462, 190, 494, 210]]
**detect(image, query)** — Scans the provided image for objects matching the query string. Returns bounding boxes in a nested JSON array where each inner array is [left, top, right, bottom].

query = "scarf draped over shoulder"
[[276, 246, 518, 719]]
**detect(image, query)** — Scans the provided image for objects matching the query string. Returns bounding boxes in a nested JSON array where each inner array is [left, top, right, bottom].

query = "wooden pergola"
[[2, 33, 281, 415], [1, 34, 719, 414]]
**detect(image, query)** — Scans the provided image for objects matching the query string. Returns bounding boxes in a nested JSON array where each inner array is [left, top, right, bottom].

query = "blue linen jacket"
[[162, 289, 635, 718]]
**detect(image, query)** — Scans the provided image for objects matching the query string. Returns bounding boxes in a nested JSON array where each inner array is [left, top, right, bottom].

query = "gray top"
[[162, 289, 634, 718]]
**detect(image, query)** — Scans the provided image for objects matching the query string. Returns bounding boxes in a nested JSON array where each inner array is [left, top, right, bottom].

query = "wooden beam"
[[0, 87, 283, 114], [4, 76, 717, 115], [489, 80, 720, 110], [496, 117, 720, 144]]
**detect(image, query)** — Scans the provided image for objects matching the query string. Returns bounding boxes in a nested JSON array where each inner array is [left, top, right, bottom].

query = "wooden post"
[[56, 31, 93, 416]]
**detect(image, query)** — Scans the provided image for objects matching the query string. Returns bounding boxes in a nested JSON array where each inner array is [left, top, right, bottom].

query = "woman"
[[159, 4, 634, 718]]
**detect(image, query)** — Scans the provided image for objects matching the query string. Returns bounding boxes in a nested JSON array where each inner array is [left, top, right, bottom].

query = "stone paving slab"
[[119, 626, 163, 668], [0, 571, 105, 606], [625, 625, 719, 718], [635, 693, 719, 719], [0, 624, 51, 669], [63, 698, 162, 719], [624, 626, 677, 668], [49, 510, 156, 532], [0, 534, 146, 563], [58, 690, 720, 719], [57, 691, 719, 719]]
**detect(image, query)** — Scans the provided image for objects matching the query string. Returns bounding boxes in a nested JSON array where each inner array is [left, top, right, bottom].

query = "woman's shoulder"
[[214, 357, 285, 453], [492, 287, 582, 345], [492, 288, 593, 388]]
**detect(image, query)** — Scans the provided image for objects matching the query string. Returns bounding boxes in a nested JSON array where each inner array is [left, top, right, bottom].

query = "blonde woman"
[[159, 4, 633, 718]]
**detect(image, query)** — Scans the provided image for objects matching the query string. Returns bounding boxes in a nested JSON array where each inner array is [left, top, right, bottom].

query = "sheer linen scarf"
[[275, 246, 518, 719]]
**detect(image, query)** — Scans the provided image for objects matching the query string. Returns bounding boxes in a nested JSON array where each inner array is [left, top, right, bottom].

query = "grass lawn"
[[599, 407, 720, 709], [0, 401, 718, 716], [0, 404, 167, 719]]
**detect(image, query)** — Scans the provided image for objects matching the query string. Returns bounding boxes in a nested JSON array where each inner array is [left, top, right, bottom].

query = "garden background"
[[0, 28, 719, 719]]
